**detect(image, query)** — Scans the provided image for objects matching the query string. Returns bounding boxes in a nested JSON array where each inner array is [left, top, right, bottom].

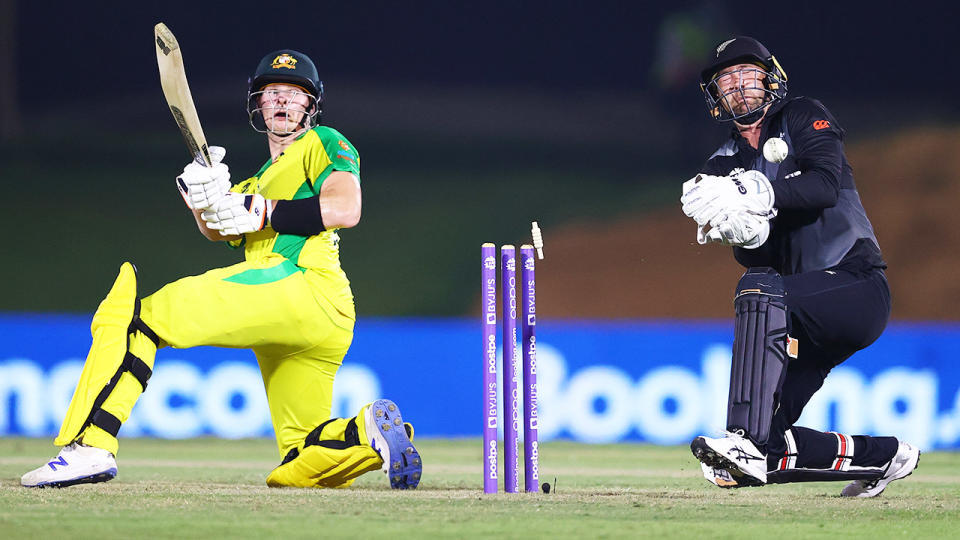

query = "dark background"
[[2, 1, 957, 316], [11, 2, 957, 106]]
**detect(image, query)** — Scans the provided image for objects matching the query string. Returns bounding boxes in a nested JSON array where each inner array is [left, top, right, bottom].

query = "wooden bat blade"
[[154, 22, 211, 167]]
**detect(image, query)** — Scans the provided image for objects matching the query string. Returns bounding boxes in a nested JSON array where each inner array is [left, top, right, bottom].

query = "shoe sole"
[[700, 462, 744, 488], [370, 400, 422, 489], [691, 437, 764, 488], [25, 468, 117, 489]]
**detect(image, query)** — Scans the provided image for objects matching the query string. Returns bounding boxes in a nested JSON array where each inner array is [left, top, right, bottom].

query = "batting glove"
[[176, 146, 231, 210], [201, 192, 270, 236]]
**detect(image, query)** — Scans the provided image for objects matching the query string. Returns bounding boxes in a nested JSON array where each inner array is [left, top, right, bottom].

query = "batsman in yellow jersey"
[[21, 49, 422, 490]]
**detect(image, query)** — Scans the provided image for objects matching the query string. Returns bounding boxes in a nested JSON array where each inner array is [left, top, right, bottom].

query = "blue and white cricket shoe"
[[364, 399, 422, 489], [21, 442, 117, 488]]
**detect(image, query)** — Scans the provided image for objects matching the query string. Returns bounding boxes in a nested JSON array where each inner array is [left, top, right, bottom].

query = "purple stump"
[[481, 243, 498, 494], [501, 245, 519, 493], [520, 245, 539, 492]]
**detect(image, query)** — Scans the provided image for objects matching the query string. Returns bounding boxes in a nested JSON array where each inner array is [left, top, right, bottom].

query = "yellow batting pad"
[[266, 445, 381, 488], [266, 413, 382, 489], [74, 331, 158, 455], [55, 263, 139, 447]]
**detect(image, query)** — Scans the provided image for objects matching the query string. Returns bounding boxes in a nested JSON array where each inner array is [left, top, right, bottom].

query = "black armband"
[[270, 196, 326, 235]]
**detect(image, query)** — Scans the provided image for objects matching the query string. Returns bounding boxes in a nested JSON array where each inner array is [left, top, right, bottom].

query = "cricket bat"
[[154, 22, 212, 167]]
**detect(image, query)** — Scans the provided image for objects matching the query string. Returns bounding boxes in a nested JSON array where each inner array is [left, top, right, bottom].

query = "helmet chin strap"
[[735, 106, 767, 126], [732, 98, 773, 127]]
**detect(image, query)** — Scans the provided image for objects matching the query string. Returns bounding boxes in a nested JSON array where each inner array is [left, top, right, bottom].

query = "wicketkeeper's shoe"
[[840, 441, 920, 498], [364, 399, 422, 489], [700, 463, 747, 488], [691, 432, 767, 486], [21, 442, 117, 488]]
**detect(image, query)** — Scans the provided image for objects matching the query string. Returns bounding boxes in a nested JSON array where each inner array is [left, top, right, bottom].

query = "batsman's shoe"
[[840, 441, 920, 498], [700, 462, 748, 488], [21, 442, 117, 488], [364, 399, 422, 489], [691, 433, 767, 486]]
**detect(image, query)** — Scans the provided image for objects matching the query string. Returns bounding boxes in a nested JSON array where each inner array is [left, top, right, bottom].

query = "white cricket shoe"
[[700, 462, 747, 488], [841, 441, 920, 498], [691, 432, 767, 486], [21, 442, 117, 488]]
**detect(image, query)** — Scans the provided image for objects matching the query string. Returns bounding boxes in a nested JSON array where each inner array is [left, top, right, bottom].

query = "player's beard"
[[721, 90, 764, 118]]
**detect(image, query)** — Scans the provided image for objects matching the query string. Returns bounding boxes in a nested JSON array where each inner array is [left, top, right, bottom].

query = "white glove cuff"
[[736, 170, 776, 213]]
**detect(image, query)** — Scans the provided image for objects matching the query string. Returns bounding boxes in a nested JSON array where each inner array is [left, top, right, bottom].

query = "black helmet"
[[699, 36, 788, 122], [247, 49, 324, 133]]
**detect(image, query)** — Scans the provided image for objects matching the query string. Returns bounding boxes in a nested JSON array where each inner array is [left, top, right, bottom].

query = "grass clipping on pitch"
[[1, 438, 958, 539]]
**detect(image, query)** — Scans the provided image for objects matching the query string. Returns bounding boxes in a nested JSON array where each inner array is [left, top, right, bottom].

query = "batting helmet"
[[699, 36, 788, 123], [247, 49, 324, 133]]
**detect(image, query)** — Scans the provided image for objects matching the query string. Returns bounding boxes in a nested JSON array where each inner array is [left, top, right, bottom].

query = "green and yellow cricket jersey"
[[229, 126, 361, 323], [87, 126, 365, 460]]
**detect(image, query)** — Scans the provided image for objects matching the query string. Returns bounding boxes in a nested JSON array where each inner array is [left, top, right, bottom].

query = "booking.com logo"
[[3, 344, 960, 449], [0, 359, 380, 439], [496, 343, 960, 450]]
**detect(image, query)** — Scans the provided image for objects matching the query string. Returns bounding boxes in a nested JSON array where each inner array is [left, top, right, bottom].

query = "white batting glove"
[[176, 146, 230, 210], [697, 209, 770, 249], [201, 192, 270, 236], [681, 171, 776, 227]]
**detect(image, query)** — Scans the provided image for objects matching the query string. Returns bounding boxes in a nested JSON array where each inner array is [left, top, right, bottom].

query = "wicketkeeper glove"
[[681, 170, 776, 227], [697, 209, 770, 249], [201, 192, 271, 236], [176, 146, 231, 210]]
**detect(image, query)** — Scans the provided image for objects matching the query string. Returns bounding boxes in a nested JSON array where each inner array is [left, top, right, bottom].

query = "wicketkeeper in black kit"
[[682, 36, 919, 497]]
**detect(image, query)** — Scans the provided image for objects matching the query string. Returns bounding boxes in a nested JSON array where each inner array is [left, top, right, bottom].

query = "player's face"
[[713, 64, 767, 116], [258, 83, 313, 134]]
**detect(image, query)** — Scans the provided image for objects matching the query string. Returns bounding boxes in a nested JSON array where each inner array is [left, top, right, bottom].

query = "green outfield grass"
[[1, 438, 958, 539]]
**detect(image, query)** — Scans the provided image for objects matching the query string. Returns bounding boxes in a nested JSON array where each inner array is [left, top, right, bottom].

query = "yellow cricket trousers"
[[141, 255, 354, 458]]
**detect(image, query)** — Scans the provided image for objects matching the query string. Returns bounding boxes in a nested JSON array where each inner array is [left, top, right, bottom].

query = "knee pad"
[[727, 267, 797, 448], [55, 263, 160, 454]]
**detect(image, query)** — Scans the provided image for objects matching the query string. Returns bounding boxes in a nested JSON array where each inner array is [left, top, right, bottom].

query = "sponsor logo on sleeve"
[[812, 120, 831, 130]]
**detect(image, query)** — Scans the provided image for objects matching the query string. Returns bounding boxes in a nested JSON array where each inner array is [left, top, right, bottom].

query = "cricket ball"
[[763, 137, 788, 163]]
